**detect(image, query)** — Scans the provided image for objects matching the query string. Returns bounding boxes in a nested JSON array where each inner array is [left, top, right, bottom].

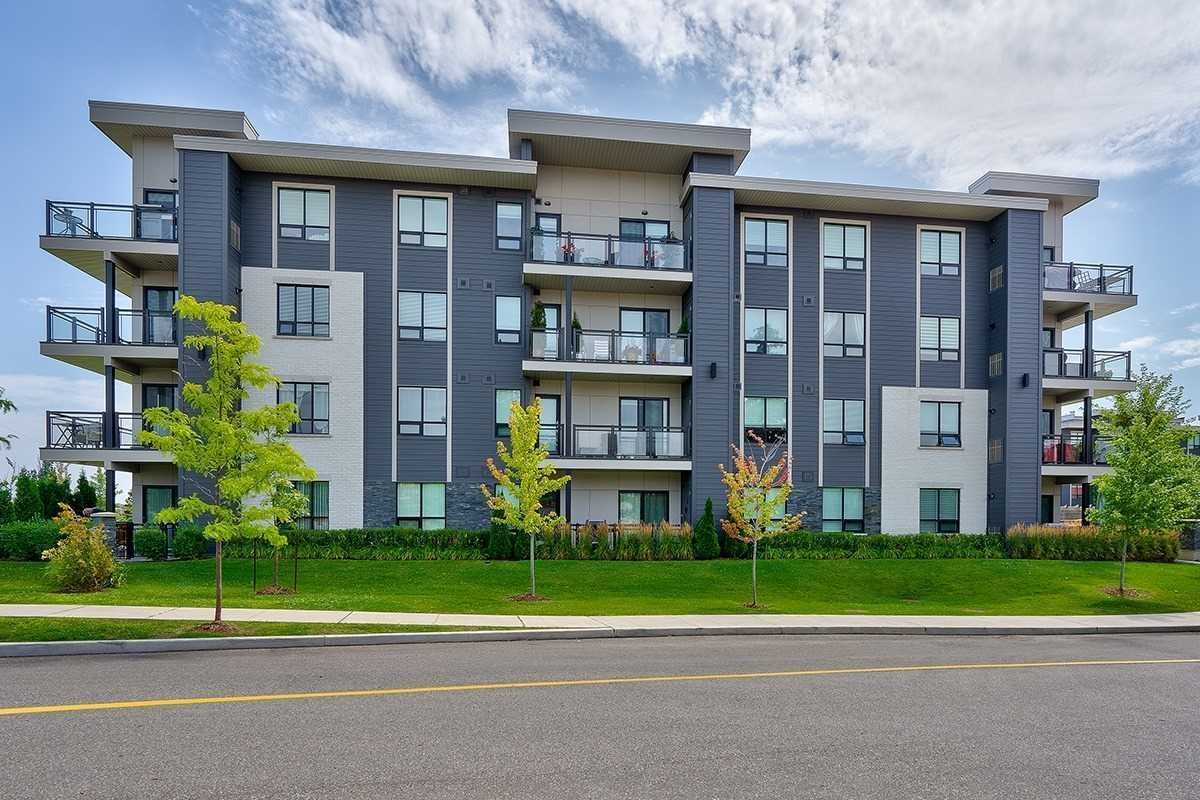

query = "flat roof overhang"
[[684, 174, 1049, 221], [548, 458, 692, 471], [509, 109, 750, 174], [39, 237, 177, 294], [175, 136, 537, 190], [90, 100, 257, 156], [39, 447, 174, 469], [1041, 378, 1135, 402], [1043, 291, 1138, 328], [1042, 464, 1111, 480], [523, 360, 692, 382], [40, 343, 179, 382], [523, 263, 692, 294], [969, 172, 1099, 215]]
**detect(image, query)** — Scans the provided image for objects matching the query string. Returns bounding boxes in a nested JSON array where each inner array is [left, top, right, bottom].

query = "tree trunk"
[[1119, 535, 1128, 595], [273, 547, 280, 588], [528, 533, 536, 597], [751, 539, 758, 607], [214, 539, 223, 624]]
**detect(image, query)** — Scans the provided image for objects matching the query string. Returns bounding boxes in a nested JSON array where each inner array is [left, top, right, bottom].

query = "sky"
[[1, 0, 1199, 476]]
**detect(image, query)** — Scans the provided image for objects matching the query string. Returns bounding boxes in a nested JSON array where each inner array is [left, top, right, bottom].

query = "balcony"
[[41, 307, 179, 380], [1042, 348, 1134, 400], [41, 411, 172, 467], [548, 426, 692, 470], [524, 231, 692, 293], [1042, 432, 1111, 476], [524, 328, 692, 380], [41, 200, 179, 289], [1043, 262, 1137, 324]]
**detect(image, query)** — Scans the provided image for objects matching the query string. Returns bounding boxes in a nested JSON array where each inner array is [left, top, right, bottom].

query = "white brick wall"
[[241, 266, 365, 528]]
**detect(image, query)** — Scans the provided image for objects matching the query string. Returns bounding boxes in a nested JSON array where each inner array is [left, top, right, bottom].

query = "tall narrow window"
[[278, 188, 330, 241], [920, 488, 960, 532], [989, 352, 1004, 377], [279, 382, 330, 435], [744, 396, 787, 445], [495, 202, 523, 250], [277, 285, 330, 337], [398, 196, 448, 248], [822, 487, 865, 532], [823, 311, 865, 357], [495, 296, 521, 344], [292, 481, 329, 529], [495, 389, 522, 437], [397, 291, 447, 341], [823, 223, 866, 270], [823, 399, 865, 445], [920, 230, 961, 276], [920, 401, 960, 447], [396, 483, 446, 530], [745, 307, 787, 355], [919, 316, 960, 361], [397, 387, 446, 436], [744, 218, 788, 266]]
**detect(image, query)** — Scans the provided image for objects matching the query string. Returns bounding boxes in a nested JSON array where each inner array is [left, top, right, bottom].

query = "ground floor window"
[[919, 488, 959, 533], [142, 485, 177, 527], [292, 481, 329, 530], [397, 482, 446, 529], [618, 490, 668, 524], [822, 487, 864, 532]]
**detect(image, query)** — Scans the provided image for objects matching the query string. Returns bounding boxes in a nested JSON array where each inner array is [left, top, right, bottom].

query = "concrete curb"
[[3, 620, 1200, 658]]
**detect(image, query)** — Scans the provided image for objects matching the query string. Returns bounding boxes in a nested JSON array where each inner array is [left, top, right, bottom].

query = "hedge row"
[[0, 522, 61, 561], [1005, 525, 1179, 563]]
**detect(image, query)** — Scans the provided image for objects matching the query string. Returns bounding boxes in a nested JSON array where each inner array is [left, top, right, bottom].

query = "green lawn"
[[0, 558, 1196, 616], [0, 617, 476, 643]]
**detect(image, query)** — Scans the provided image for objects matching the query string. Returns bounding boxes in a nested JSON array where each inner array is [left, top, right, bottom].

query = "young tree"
[[13, 469, 42, 521], [74, 471, 98, 512], [1093, 368, 1200, 594], [693, 497, 720, 560], [719, 434, 806, 607], [38, 464, 74, 519], [481, 398, 570, 599], [0, 386, 16, 450], [140, 296, 314, 627], [0, 481, 12, 523], [92, 468, 107, 512]]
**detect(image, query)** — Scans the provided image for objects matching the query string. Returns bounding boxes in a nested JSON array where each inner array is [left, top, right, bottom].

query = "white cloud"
[[1170, 356, 1200, 371], [1160, 339, 1200, 357], [1118, 335, 1157, 351], [1170, 302, 1200, 315]]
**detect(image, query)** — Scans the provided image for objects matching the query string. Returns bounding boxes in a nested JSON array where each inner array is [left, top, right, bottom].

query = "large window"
[[495, 389, 522, 437], [823, 399, 865, 445], [920, 229, 961, 276], [278, 188, 330, 241], [823, 311, 865, 357], [495, 296, 522, 344], [398, 196, 448, 248], [495, 202, 523, 250], [822, 487, 864, 532], [920, 488, 960, 532], [397, 292, 447, 341], [277, 285, 330, 337], [397, 387, 446, 436], [920, 316, 960, 361], [619, 490, 669, 524], [744, 396, 787, 445], [823, 223, 866, 271], [292, 481, 329, 530], [278, 382, 330, 435], [920, 401, 960, 447], [745, 307, 787, 355], [744, 218, 788, 266], [396, 483, 446, 530]]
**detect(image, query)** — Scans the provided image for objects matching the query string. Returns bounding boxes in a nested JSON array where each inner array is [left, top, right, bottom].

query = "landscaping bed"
[[0, 617, 485, 643]]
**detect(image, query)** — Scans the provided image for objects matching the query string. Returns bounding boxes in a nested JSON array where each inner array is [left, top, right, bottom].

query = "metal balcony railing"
[[1042, 348, 1131, 381], [528, 328, 690, 366], [1043, 262, 1133, 295], [571, 426, 690, 459], [45, 307, 178, 346], [46, 200, 177, 242], [538, 424, 562, 456], [45, 411, 150, 449], [529, 230, 688, 270], [1042, 433, 1111, 466]]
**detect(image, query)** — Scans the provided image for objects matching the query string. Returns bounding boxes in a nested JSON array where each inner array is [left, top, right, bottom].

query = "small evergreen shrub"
[[1005, 524, 1179, 562], [172, 525, 210, 560], [133, 527, 168, 560], [692, 499, 720, 560], [42, 506, 123, 592], [0, 521, 61, 560]]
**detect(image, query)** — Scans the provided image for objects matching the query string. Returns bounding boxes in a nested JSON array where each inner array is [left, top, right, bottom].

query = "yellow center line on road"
[[2, 658, 1197, 718]]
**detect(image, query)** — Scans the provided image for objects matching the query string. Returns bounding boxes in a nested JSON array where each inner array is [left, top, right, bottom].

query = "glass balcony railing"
[[528, 328, 690, 366], [44, 307, 178, 346], [1042, 348, 1131, 381], [1043, 262, 1133, 295], [45, 411, 151, 449], [571, 426, 690, 459], [1042, 433, 1111, 465], [46, 200, 177, 242], [529, 231, 688, 270]]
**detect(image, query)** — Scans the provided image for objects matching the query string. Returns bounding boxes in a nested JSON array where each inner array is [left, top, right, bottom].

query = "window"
[[743, 487, 787, 528], [397, 292, 447, 341], [822, 487, 864, 532], [823, 399, 865, 445], [823, 311, 865, 357], [398, 196, 448, 248], [619, 490, 669, 524], [744, 396, 787, 445], [1041, 327, 1055, 349], [989, 266, 1004, 292], [278, 188, 330, 241], [920, 488, 960, 533], [397, 387, 446, 436], [396, 483, 445, 530], [495, 296, 522, 344], [989, 438, 1004, 464], [292, 481, 329, 530], [495, 389, 522, 437], [920, 229, 961, 276], [1040, 409, 1054, 438], [823, 223, 866, 271], [744, 218, 788, 266], [495, 202, 523, 250], [142, 384, 175, 410], [279, 382, 330, 435], [989, 352, 1004, 377], [920, 401, 960, 447], [919, 316, 960, 361], [745, 307, 787, 355], [143, 485, 177, 527], [277, 285, 330, 337], [1042, 245, 1056, 264]]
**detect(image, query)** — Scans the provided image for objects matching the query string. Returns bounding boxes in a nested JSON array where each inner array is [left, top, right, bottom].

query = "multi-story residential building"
[[38, 101, 1137, 534]]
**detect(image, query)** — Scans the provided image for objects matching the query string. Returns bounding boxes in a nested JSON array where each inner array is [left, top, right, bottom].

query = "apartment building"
[[38, 101, 1137, 533]]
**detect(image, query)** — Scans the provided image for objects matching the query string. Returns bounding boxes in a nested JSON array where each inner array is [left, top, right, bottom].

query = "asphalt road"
[[1, 633, 1198, 799]]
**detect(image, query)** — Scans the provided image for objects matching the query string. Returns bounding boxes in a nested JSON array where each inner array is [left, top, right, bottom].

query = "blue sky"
[[2, 0, 1199, 473]]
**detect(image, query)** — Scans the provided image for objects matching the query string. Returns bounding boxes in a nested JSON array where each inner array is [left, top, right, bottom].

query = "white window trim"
[[272, 181, 336, 271], [915, 224, 966, 389]]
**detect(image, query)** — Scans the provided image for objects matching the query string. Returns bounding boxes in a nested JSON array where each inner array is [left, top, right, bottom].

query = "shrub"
[[485, 522, 514, 560], [42, 506, 122, 592], [758, 531, 1006, 560], [1005, 524, 1179, 562], [692, 499, 720, 560], [133, 527, 168, 560], [0, 521, 62, 560], [172, 525, 210, 560], [224, 527, 489, 560]]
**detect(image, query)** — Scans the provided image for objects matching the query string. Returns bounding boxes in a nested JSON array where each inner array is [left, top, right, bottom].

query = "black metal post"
[[1083, 395, 1094, 465], [104, 468, 116, 513], [103, 365, 115, 448], [563, 275, 574, 360], [563, 373, 573, 456], [1083, 308, 1094, 378], [104, 259, 117, 344], [1081, 482, 1091, 526]]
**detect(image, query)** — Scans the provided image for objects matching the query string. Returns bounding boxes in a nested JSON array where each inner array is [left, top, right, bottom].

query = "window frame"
[[495, 295, 522, 344], [278, 381, 331, 435], [743, 396, 788, 446], [822, 222, 867, 271], [278, 187, 331, 242], [495, 388, 522, 438], [396, 482, 446, 530], [495, 201, 524, 251], [743, 217, 789, 267], [397, 196, 449, 248], [397, 291, 447, 341], [919, 316, 960, 362], [276, 284, 331, 337], [989, 352, 1004, 377], [919, 229, 962, 276], [397, 387, 447, 436], [823, 399, 865, 445], [920, 488, 960, 533], [292, 480, 330, 530], [920, 401, 961, 448], [822, 487, 865, 533], [618, 490, 670, 524], [744, 306, 788, 355], [823, 310, 866, 358]]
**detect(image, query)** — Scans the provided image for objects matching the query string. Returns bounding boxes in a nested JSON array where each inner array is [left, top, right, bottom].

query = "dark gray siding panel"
[[238, 173, 273, 267], [824, 272, 867, 311], [277, 238, 331, 270], [920, 360, 961, 388], [964, 225, 991, 391], [920, 277, 960, 316], [823, 446, 865, 486], [689, 153, 735, 175], [790, 214, 820, 489], [1002, 209, 1043, 529], [986, 212, 1009, 530], [824, 359, 865, 399], [744, 355, 787, 394]]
